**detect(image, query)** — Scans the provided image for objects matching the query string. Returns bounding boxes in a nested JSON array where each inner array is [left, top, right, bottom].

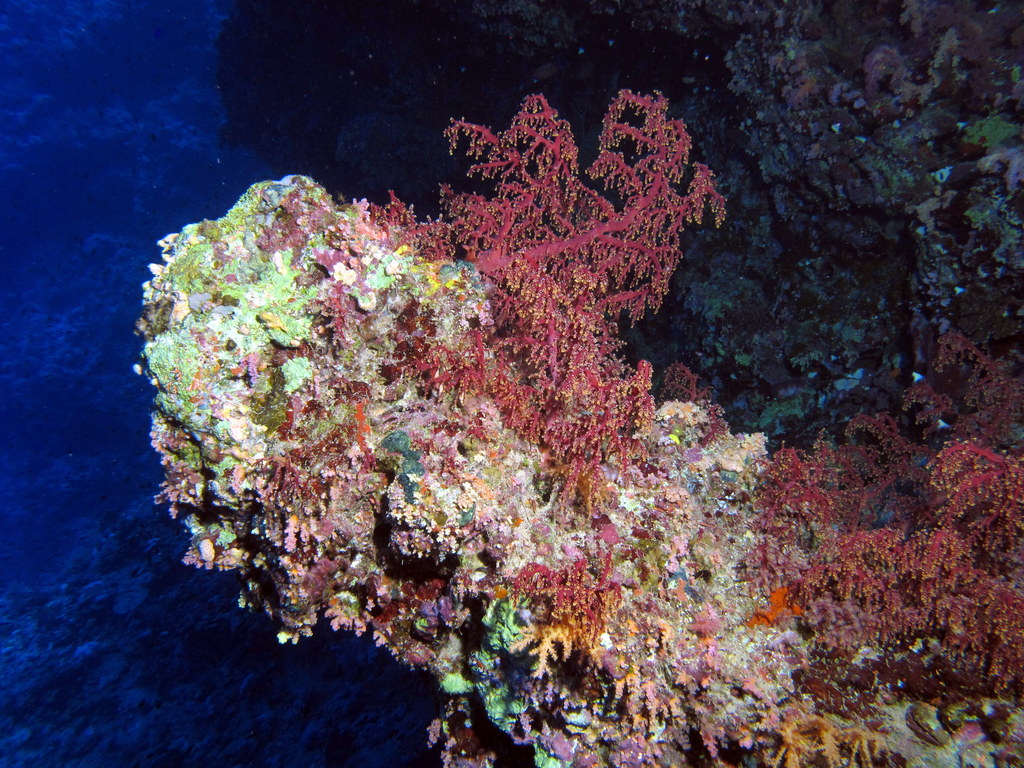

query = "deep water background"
[[0, 3, 438, 766]]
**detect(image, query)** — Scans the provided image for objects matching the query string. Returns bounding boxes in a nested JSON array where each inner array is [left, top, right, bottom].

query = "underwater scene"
[[2, 1, 1023, 767]]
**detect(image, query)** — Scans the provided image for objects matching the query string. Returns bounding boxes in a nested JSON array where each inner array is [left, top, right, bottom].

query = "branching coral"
[[427, 90, 725, 500]]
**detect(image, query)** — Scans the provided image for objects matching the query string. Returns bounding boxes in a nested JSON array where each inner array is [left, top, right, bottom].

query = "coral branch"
[[438, 91, 725, 498]]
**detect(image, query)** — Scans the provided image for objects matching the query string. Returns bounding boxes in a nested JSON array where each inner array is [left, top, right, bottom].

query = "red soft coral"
[[434, 91, 725, 499]]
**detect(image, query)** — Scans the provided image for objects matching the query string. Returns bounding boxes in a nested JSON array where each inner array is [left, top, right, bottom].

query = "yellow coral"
[[772, 714, 885, 768]]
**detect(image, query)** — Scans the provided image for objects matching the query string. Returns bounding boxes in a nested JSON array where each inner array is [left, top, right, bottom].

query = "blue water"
[[0, 3, 435, 765]]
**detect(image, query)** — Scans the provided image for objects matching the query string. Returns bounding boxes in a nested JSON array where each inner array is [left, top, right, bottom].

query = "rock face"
[[139, 176, 1021, 768]]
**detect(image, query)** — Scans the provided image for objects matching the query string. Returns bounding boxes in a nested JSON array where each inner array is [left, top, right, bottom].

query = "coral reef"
[[138, 171, 781, 766], [139, 94, 1023, 767], [673, 0, 1024, 440]]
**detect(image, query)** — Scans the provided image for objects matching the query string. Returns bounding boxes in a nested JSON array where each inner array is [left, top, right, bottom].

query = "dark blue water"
[[0, 3, 435, 766]]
